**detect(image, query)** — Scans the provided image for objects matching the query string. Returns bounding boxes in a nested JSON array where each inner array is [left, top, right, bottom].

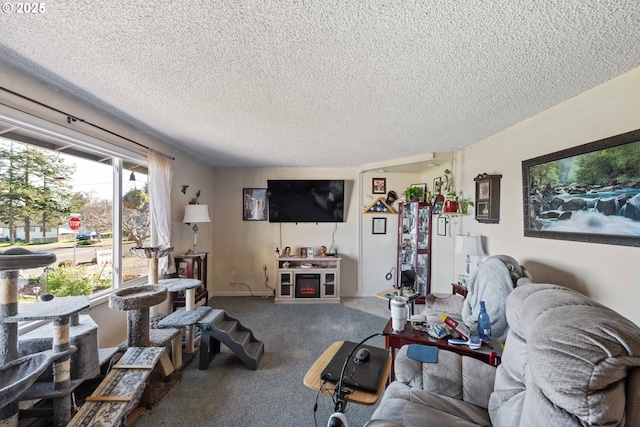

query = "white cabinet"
[[275, 257, 341, 303]]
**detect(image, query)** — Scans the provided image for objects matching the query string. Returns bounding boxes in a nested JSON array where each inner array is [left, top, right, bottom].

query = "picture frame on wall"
[[522, 128, 640, 247], [372, 177, 386, 194], [372, 217, 387, 234], [437, 216, 447, 236], [243, 188, 268, 221]]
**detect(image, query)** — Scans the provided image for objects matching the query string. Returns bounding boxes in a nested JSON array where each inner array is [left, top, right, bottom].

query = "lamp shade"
[[455, 234, 485, 257], [183, 204, 211, 223]]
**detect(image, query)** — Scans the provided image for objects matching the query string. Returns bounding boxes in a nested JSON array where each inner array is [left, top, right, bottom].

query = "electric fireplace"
[[295, 273, 321, 298]]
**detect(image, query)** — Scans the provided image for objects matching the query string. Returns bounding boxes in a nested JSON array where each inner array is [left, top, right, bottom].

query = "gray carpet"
[[134, 297, 389, 427]]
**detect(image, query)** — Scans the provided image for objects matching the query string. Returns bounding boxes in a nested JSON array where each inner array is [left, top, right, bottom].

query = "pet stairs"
[[196, 309, 264, 370]]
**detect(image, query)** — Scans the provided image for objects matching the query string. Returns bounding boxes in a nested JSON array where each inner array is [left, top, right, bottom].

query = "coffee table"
[[304, 341, 391, 406], [374, 288, 421, 315], [383, 319, 501, 381]]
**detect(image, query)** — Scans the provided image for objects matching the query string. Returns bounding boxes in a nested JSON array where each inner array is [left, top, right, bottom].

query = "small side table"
[[374, 288, 421, 315], [171, 253, 209, 311], [383, 319, 501, 381], [451, 283, 468, 298], [304, 341, 391, 406]]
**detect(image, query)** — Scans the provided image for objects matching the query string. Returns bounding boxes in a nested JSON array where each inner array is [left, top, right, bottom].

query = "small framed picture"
[[372, 178, 386, 194], [300, 247, 307, 257], [437, 216, 447, 236], [372, 217, 387, 234], [243, 188, 267, 221]]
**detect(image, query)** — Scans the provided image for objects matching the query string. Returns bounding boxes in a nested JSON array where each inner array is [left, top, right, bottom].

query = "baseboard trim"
[[212, 291, 274, 297]]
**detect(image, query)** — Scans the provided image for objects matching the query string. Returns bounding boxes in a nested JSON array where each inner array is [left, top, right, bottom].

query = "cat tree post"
[[130, 246, 174, 317]]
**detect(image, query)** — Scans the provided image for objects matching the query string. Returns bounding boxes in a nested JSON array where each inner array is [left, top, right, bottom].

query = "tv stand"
[[275, 257, 341, 303]]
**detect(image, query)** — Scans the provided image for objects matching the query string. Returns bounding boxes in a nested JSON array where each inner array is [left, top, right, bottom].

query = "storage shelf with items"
[[397, 202, 432, 297], [171, 253, 208, 311], [275, 257, 341, 303]]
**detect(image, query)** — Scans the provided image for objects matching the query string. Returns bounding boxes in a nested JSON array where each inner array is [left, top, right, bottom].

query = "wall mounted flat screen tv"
[[268, 180, 345, 223]]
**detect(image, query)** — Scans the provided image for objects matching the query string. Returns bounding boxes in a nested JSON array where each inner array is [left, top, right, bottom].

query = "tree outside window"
[[0, 135, 150, 305]]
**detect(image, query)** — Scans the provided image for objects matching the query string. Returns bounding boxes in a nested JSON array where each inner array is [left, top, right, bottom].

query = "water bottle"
[[390, 297, 409, 333], [478, 301, 491, 344]]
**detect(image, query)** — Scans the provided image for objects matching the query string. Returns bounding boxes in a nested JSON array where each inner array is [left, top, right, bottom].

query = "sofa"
[[366, 283, 640, 426]]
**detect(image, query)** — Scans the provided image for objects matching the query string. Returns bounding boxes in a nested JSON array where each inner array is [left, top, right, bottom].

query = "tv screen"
[[268, 180, 345, 223]]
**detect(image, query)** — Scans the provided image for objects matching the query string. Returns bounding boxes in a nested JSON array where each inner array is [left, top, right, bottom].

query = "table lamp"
[[455, 234, 485, 274], [183, 204, 210, 254]]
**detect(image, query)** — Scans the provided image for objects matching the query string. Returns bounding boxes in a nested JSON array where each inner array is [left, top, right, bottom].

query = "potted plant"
[[444, 192, 459, 213], [404, 186, 424, 202], [442, 169, 458, 213], [458, 197, 475, 215], [434, 177, 443, 195], [425, 191, 435, 205], [123, 188, 148, 210], [442, 169, 454, 192]]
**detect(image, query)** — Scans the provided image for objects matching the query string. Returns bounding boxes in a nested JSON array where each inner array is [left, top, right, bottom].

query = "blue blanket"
[[461, 257, 515, 346]]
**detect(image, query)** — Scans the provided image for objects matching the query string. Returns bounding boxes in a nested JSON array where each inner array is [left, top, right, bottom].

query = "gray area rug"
[[134, 297, 388, 427]]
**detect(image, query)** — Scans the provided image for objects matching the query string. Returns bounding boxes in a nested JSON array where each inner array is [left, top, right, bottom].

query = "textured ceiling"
[[1, 1, 639, 168]]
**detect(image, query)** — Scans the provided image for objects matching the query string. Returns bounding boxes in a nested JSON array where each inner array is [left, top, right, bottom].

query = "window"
[[0, 105, 150, 305]]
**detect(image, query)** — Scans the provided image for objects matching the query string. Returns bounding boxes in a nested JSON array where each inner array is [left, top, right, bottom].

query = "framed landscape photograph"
[[522, 128, 640, 247], [243, 188, 267, 221], [372, 178, 386, 194]]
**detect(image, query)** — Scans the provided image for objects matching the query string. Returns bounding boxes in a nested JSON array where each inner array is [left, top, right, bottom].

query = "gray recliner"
[[421, 255, 530, 345], [367, 283, 640, 426]]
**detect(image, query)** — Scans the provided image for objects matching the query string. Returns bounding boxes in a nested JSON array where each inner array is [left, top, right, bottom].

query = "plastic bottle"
[[478, 301, 491, 344]]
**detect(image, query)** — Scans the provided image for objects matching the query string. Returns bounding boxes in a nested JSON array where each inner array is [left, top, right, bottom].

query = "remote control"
[[448, 336, 481, 350]]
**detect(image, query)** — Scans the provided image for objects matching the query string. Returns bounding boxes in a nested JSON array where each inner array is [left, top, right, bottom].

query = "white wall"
[[431, 66, 640, 325], [210, 168, 360, 296]]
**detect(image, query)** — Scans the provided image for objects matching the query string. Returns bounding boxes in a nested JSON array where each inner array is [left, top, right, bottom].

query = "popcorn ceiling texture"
[[1, 0, 639, 167]]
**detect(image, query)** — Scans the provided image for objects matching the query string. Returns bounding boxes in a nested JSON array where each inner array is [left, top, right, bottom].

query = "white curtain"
[[148, 148, 175, 274]]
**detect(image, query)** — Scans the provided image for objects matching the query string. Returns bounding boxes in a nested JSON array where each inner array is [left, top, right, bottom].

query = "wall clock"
[[474, 173, 502, 224]]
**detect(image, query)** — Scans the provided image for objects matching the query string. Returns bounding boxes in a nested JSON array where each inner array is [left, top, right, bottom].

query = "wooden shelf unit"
[[275, 257, 341, 303], [171, 253, 209, 311]]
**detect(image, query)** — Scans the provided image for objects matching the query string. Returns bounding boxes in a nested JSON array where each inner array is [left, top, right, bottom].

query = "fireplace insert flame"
[[295, 273, 320, 298]]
